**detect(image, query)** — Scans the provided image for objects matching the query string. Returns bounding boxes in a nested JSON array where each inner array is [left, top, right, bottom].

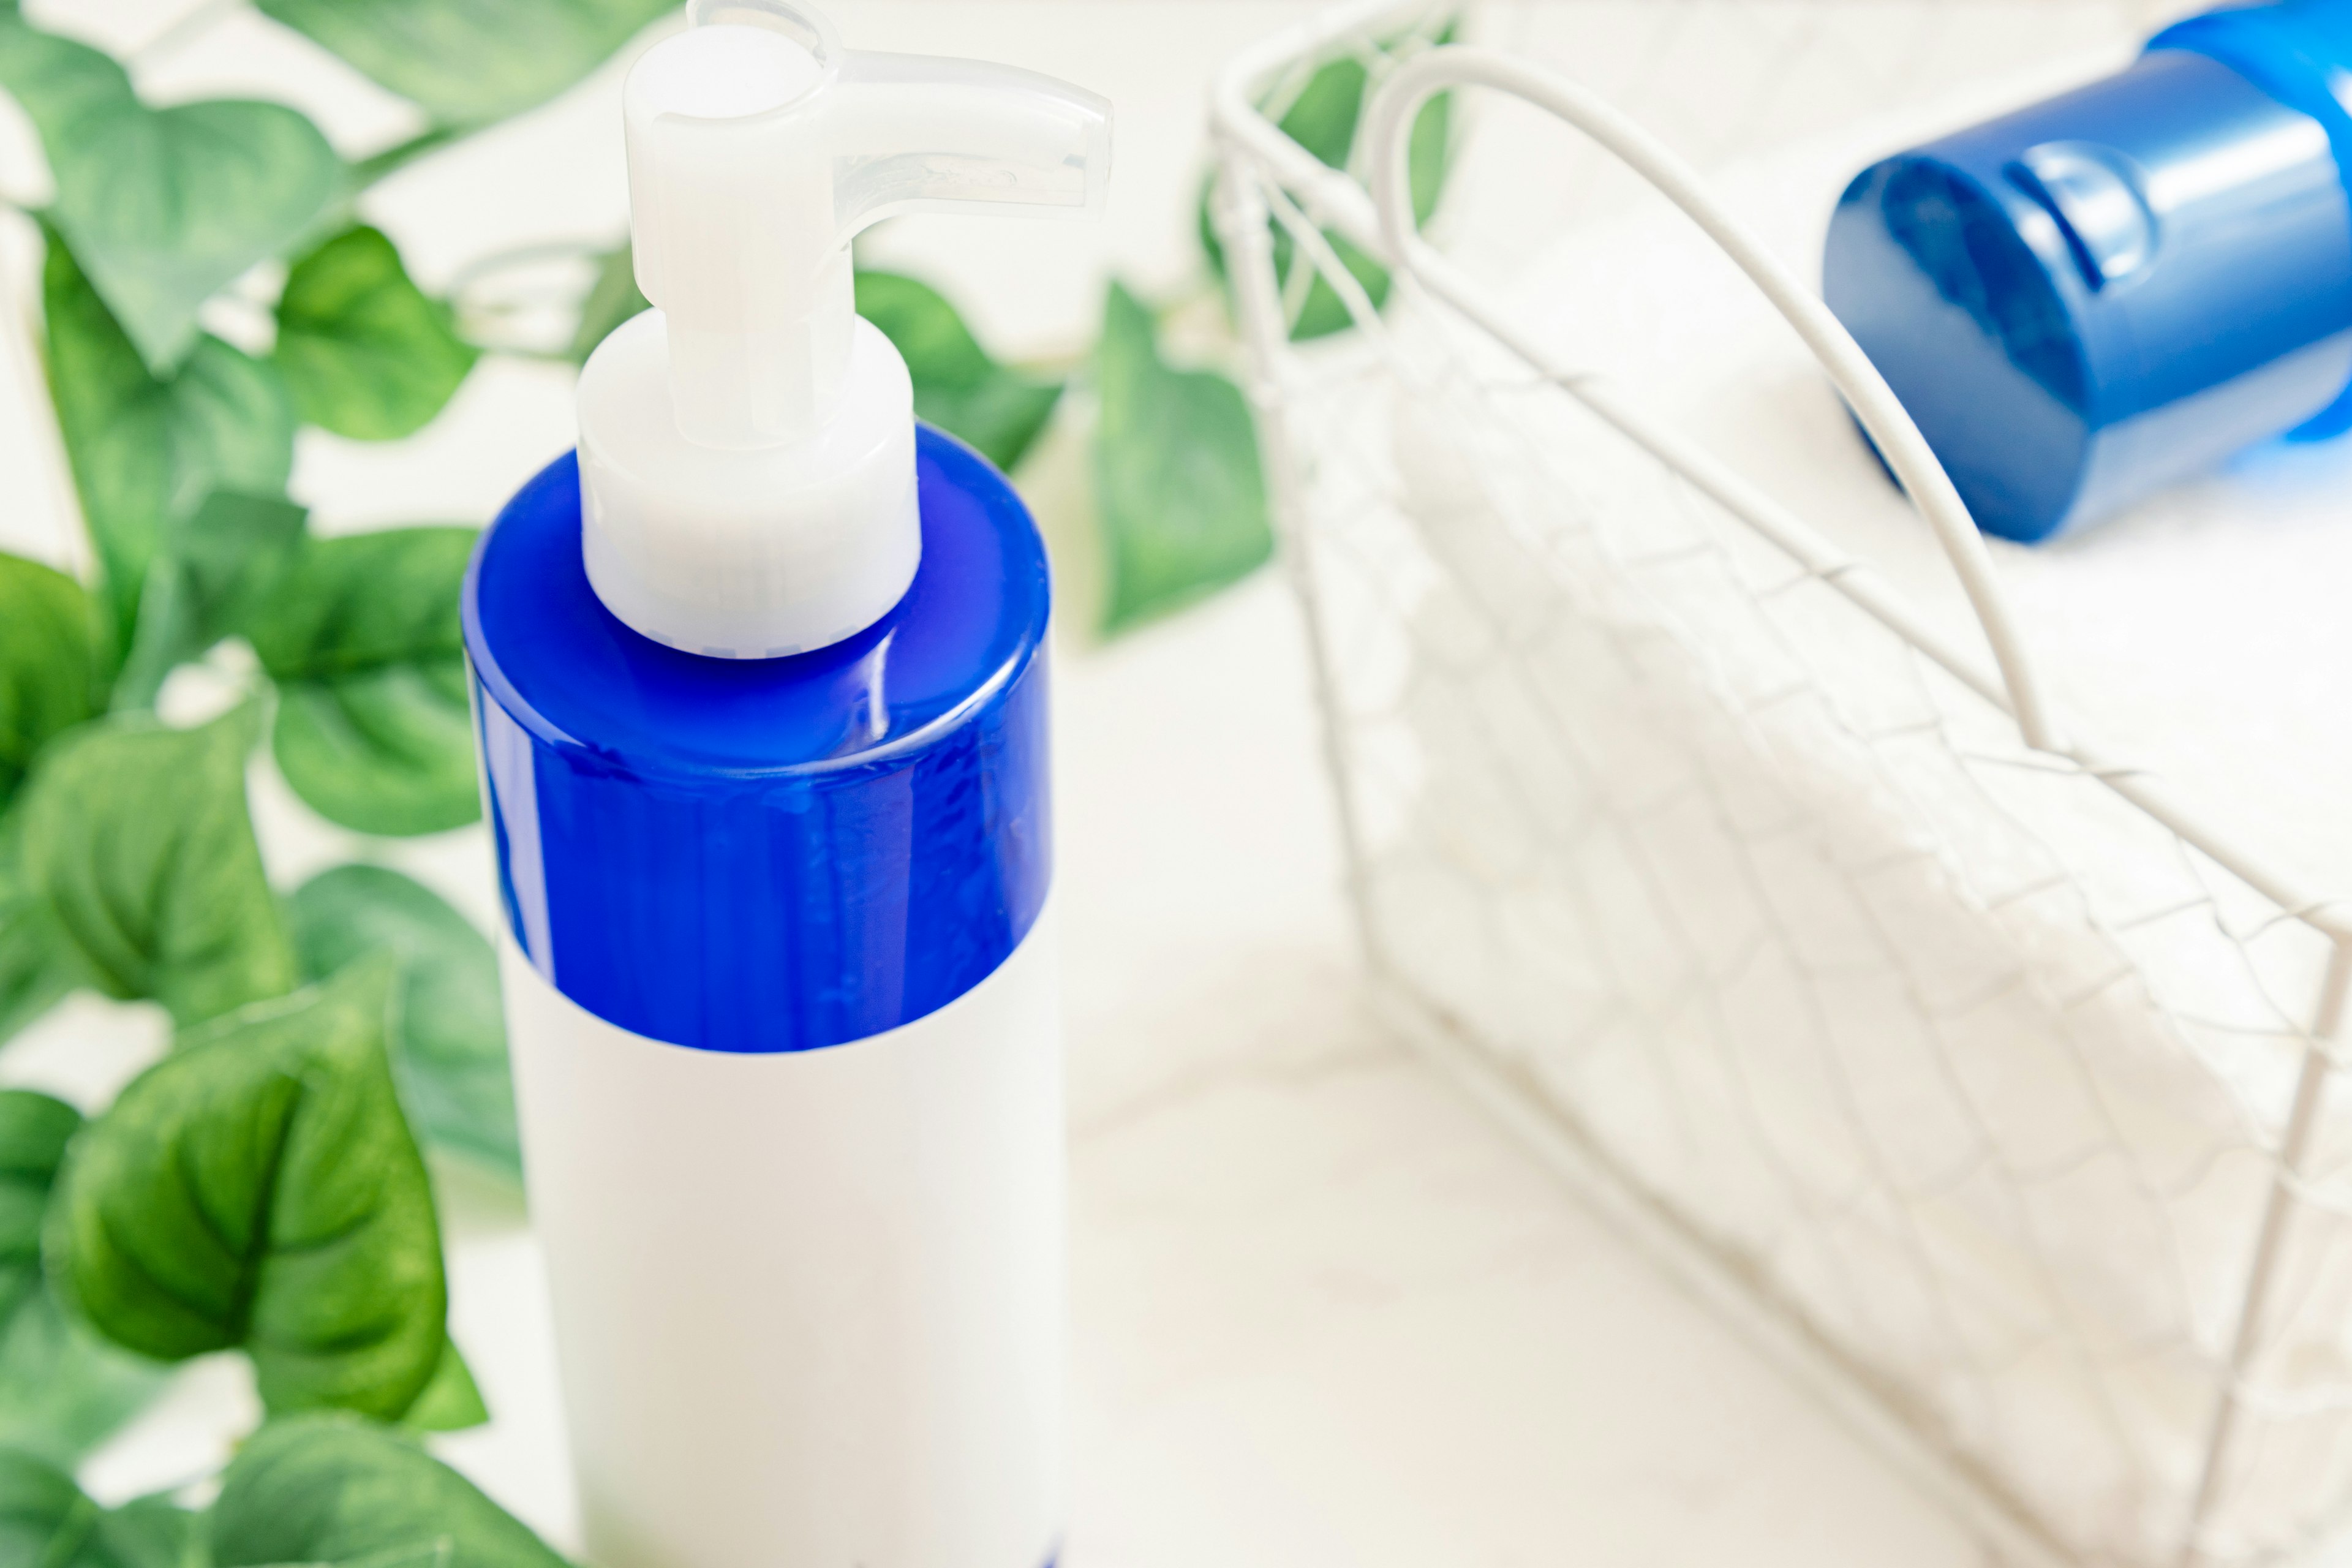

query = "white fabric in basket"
[[1499, 52, 2352, 903]]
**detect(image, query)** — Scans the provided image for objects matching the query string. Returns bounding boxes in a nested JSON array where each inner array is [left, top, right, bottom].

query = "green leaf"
[[40, 226, 295, 652], [1092, 282, 1272, 632], [0, 1450, 199, 1568], [566, 241, 648, 365], [0, 816, 82, 1047], [9, 706, 296, 1033], [0, 16, 345, 372], [1279, 53, 1373, 168], [0, 1293, 170, 1471], [155, 491, 306, 649], [257, 0, 673, 127], [0, 1091, 78, 1327], [1407, 72, 1453, 229], [1276, 229, 1393, 344], [276, 226, 478, 440], [213, 1413, 567, 1567], [113, 492, 309, 714], [272, 666, 478, 838], [0, 1449, 93, 1568], [0, 1093, 170, 1472], [243, 529, 481, 837], [1199, 26, 1455, 342], [288, 866, 516, 1181], [81, 1492, 205, 1568], [854, 271, 1063, 474], [48, 959, 449, 1422], [401, 1337, 488, 1433], [1273, 74, 1448, 341], [0, 554, 103, 811]]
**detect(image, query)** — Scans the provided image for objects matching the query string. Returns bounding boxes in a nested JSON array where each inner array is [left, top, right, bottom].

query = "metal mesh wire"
[[1215, 3, 2352, 1562]]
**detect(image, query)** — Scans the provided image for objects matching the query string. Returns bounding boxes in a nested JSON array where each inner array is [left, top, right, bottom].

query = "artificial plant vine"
[[0, 0, 1449, 1552], [0, 0, 666, 1552]]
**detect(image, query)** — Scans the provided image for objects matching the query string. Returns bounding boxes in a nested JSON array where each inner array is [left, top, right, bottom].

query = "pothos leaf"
[[854, 270, 1063, 473], [0, 1292, 170, 1471], [402, 1336, 489, 1433], [112, 491, 308, 714], [0, 1091, 76, 1327], [0, 1449, 92, 1568], [78, 1493, 203, 1568], [1278, 50, 1374, 168], [1275, 64, 1449, 341], [0, 1450, 197, 1568], [8, 704, 296, 1033], [0, 15, 345, 373], [0, 553, 103, 812], [257, 0, 674, 128], [214, 1413, 568, 1567], [242, 529, 482, 837], [289, 865, 518, 1182], [48, 959, 450, 1422], [0, 814, 82, 1049], [276, 225, 479, 440], [0, 1093, 170, 1472], [273, 663, 479, 838], [1199, 23, 1456, 342], [1092, 281, 1271, 632], [39, 225, 294, 654]]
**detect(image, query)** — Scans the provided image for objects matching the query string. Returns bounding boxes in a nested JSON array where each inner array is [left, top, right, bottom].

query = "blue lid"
[[1824, 0, 2352, 541], [462, 428, 1052, 1053]]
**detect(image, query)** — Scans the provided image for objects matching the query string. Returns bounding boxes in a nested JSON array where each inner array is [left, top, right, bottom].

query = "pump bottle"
[[459, 5, 1107, 1563]]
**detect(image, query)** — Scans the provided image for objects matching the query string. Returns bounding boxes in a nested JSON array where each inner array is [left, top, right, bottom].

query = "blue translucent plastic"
[[462, 429, 1052, 1054], [1823, 0, 2352, 542]]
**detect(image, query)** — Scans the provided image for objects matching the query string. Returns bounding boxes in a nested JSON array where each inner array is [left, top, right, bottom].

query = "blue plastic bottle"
[[459, 5, 1107, 1566], [1824, 0, 2352, 541]]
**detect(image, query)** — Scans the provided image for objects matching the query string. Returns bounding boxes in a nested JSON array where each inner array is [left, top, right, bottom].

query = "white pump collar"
[[577, 0, 1110, 657]]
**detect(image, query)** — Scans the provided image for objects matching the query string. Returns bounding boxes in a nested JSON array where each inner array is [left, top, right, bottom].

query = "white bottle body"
[[501, 913, 1064, 1568]]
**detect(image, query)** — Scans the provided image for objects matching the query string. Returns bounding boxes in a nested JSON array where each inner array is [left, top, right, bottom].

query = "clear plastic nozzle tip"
[[623, 0, 1112, 450]]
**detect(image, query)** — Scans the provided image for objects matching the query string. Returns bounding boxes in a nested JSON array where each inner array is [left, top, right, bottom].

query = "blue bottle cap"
[[463, 429, 1052, 1054], [1824, 0, 2352, 541]]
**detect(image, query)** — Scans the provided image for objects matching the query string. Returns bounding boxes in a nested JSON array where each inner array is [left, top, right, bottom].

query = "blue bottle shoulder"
[[463, 426, 1052, 1054]]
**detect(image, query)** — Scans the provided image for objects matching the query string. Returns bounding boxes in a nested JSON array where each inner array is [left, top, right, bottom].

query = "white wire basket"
[[1211, 4, 2352, 1565]]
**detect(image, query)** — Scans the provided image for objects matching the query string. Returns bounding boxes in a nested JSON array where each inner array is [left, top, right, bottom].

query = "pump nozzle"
[[576, 1, 1107, 661], [625, 0, 1110, 448]]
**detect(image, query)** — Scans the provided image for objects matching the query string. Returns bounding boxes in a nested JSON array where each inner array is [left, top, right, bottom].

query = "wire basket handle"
[[1357, 46, 2064, 755]]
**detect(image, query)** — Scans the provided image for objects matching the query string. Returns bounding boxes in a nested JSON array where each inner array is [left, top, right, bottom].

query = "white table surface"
[[0, 2, 2010, 1561]]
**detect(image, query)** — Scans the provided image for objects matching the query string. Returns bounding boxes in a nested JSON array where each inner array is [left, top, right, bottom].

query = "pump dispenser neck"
[[575, 0, 1108, 660], [625, 1, 1109, 451]]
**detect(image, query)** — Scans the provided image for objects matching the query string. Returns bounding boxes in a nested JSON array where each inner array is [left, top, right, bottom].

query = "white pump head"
[[575, 0, 1109, 658]]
